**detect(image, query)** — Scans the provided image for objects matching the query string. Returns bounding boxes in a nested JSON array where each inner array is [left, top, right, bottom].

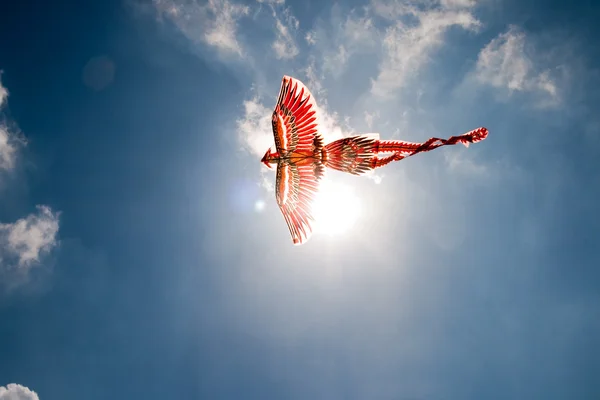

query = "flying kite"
[[261, 75, 488, 245]]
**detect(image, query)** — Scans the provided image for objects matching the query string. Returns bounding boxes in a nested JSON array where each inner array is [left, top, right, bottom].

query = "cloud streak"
[[370, 0, 481, 97], [237, 95, 274, 157], [0, 77, 19, 173], [271, 6, 300, 60], [153, 0, 250, 56], [473, 25, 560, 105], [310, 7, 379, 77], [0, 76, 7, 107], [0, 126, 18, 173]]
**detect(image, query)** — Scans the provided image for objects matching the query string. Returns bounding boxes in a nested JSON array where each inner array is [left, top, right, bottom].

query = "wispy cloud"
[[370, 0, 481, 97], [473, 25, 560, 105], [326, 9, 378, 75], [302, 0, 480, 97], [0, 76, 7, 108], [0, 127, 18, 173], [237, 95, 274, 157], [0, 383, 39, 400], [150, 0, 303, 62], [153, 0, 250, 56], [304, 6, 378, 77], [0, 77, 18, 173], [0, 205, 60, 271], [271, 6, 300, 60], [364, 110, 380, 130], [305, 30, 317, 45], [444, 148, 489, 176], [440, 0, 477, 8]]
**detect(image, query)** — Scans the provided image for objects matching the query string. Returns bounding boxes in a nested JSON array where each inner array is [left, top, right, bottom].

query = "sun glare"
[[312, 179, 362, 236], [254, 199, 266, 212]]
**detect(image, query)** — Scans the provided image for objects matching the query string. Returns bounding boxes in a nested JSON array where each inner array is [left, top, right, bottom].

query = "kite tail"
[[323, 127, 488, 174], [371, 126, 489, 168]]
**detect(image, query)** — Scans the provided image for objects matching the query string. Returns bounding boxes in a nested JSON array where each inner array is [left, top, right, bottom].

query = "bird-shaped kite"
[[261, 75, 488, 245]]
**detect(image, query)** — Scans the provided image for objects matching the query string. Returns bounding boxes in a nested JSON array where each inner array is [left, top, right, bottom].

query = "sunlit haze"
[[313, 179, 362, 237]]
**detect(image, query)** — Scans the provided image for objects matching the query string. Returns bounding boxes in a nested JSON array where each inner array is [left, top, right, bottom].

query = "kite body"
[[261, 75, 488, 245]]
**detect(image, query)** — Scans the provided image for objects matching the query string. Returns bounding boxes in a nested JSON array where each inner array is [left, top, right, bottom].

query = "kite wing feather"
[[272, 75, 323, 154], [275, 160, 324, 245]]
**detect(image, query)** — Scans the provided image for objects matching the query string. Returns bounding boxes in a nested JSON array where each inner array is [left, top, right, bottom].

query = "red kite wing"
[[275, 159, 324, 245], [271, 76, 323, 154]]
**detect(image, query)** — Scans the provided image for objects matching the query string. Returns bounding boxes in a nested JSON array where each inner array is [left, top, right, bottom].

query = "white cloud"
[[473, 26, 559, 104], [0, 205, 60, 270], [0, 77, 28, 184], [370, 1, 481, 97], [302, 0, 480, 89], [0, 78, 18, 173], [151, 0, 301, 61], [302, 60, 326, 97], [234, 94, 280, 192], [371, 0, 477, 15], [153, 0, 250, 56], [237, 96, 274, 157], [313, 104, 350, 143], [271, 7, 300, 60], [324, 45, 349, 73], [327, 10, 378, 73], [440, 0, 477, 8], [0, 384, 39, 400], [364, 110, 380, 129], [342, 10, 377, 46], [0, 127, 18, 172], [308, 7, 378, 76], [0, 76, 7, 108], [444, 149, 488, 176]]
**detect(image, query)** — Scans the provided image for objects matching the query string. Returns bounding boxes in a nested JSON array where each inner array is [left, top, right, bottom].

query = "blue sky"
[[1, 0, 599, 398]]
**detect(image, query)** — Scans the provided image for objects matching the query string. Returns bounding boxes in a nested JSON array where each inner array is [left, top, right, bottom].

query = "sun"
[[312, 179, 362, 236]]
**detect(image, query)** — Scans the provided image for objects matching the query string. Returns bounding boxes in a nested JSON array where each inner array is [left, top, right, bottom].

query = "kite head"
[[261, 147, 278, 169]]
